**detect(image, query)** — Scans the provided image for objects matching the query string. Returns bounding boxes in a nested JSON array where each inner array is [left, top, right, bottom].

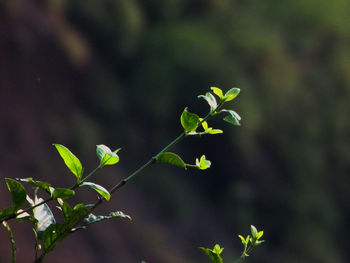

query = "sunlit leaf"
[[196, 155, 211, 170], [199, 246, 223, 263], [251, 225, 258, 238], [238, 235, 246, 245], [180, 107, 199, 132], [256, 230, 264, 239], [53, 188, 75, 199], [30, 196, 56, 236], [156, 152, 186, 169], [211, 87, 224, 100], [81, 182, 111, 201], [53, 144, 83, 182], [96, 145, 121, 168], [198, 92, 217, 110], [223, 88, 240, 102], [5, 178, 26, 211]]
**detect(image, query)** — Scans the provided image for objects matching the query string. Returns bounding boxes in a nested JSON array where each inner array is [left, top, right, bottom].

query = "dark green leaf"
[[156, 152, 186, 169], [222, 109, 241, 126], [198, 92, 217, 110], [223, 88, 240, 102], [96, 144, 121, 167], [41, 223, 68, 253], [5, 178, 26, 210], [180, 107, 199, 132], [53, 144, 83, 182], [0, 207, 15, 220], [81, 182, 111, 201], [17, 178, 52, 195], [53, 188, 75, 199]]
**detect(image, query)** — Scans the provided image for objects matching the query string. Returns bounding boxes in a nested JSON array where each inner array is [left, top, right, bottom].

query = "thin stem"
[[2, 221, 16, 263]]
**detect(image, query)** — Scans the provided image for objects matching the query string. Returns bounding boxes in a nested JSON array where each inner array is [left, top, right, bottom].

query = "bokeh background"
[[0, 1, 349, 263]]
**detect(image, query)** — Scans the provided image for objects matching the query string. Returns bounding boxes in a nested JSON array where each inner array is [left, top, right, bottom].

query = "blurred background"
[[0, 1, 349, 262]]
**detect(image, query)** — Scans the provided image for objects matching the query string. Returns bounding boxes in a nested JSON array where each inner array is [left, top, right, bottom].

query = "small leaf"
[[53, 188, 75, 199], [54, 144, 83, 182], [238, 235, 246, 245], [5, 178, 26, 211], [81, 182, 111, 201], [251, 225, 258, 238], [180, 107, 199, 132], [199, 246, 223, 263], [196, 155, 211, 170], [213, 244, 224, 255], [156, 152, 186, 169], [198, 92, 217, 110], [222, 109, 241, 126], [256, 230, 264, 239], [78, 211, 131, 228], [211, 87, 224, 100], [96, 145, 121, 168], [208, 129, 223, 134], [223, 88, 240, 102], [0, 207, 15, 219], [256, 240, 265, 245], [17, 178, 51, 195]]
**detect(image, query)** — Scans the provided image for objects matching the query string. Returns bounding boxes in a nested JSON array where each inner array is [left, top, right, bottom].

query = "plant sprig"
[[0, 87, 245, 263]]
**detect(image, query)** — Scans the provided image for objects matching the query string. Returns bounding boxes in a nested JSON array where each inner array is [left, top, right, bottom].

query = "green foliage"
[[200, 244, 224, 263], [0, 87, 254, 263]]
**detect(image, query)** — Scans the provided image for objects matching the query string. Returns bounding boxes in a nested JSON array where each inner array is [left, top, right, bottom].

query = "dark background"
[[0, 1, 349, 263]]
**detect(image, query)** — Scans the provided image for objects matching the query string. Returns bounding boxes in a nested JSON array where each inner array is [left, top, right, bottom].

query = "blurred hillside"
[[0, 1, 349, 263]]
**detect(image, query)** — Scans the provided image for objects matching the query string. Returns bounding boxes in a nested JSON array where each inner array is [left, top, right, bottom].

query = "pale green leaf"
[[96, 145, 121, 168], [196, 155, 211, 170], [222, 109, 241, 126], [211, 87, 224, 100], [198, 92, 217, 110], [81, 182, 111, 201]]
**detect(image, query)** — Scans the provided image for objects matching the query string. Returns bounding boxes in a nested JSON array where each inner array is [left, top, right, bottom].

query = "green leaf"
[[53, 188, 75, 199], [54, 144, 83, 182], [196, 155, 211, 170], [251, 225, 258, 238], [198, 92, 217, 110], [5, 178, 26, 211], [81, 182, 111, 201], [96, 145, 121, 168], [200, 119, 223, 135], [180, 107, 199, 132], [41, 223, 68, 253], [17, 178, 51, 195], [199, 246, 223, 263], [156, 152, 186, 169], [238, 235, 246, 245], [0, 207, 15, 219], [30, 197, 56, 236], [256, 230, 264, 239], [223, 88, 240, 102], [74, 211, 131, 231], [16, 210, 38, 224], [222, 109, 241, 126], [213, 244, 224, 255], [211, 87, 224, 100]]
